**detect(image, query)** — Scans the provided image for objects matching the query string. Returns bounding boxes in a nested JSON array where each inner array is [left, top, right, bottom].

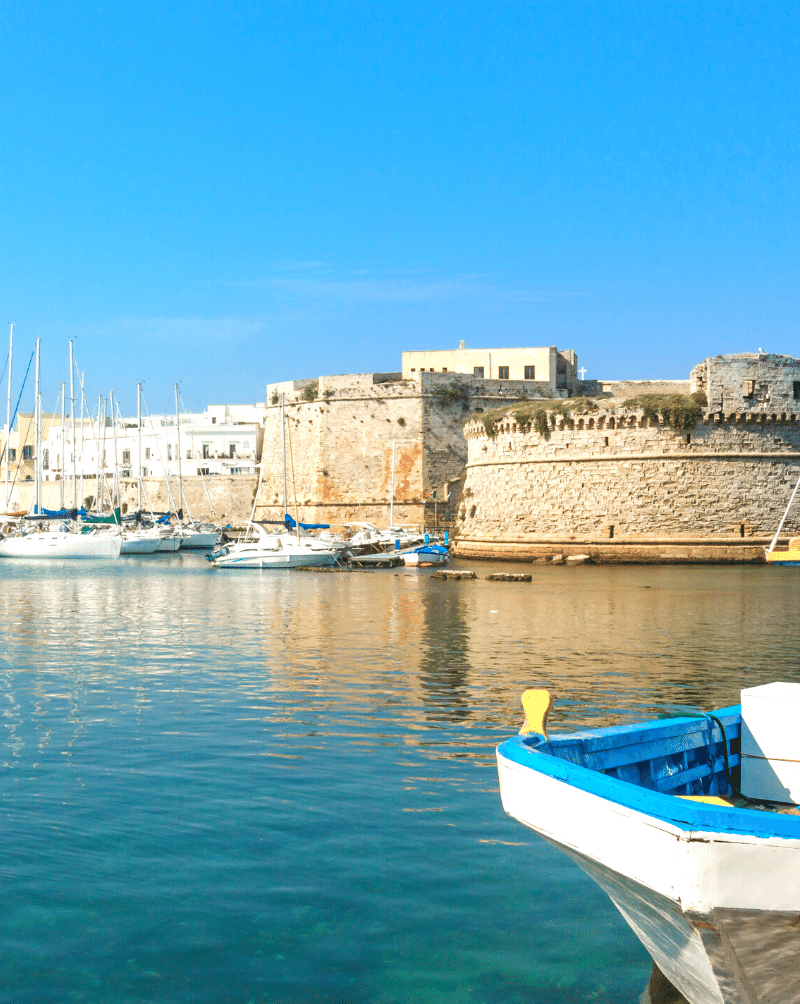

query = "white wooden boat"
[[209, 521, 338, 569], [401, 543, 449, 566], [496, 687, 800, 1004]]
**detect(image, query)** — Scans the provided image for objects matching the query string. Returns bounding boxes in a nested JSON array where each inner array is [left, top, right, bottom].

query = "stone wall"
[[691, 353, 800, 412], [455, 405, 800, 563], [254, 372, 570, 528]]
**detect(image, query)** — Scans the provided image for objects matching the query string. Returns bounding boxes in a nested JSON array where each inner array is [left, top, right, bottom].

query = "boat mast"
[[59, 383, 65, 509], [4, 323, 12, 511], [101, 396, 108, 511], [767, 470, 800, 553], [137, 383, 142, 512], [96, 393, 102, 508], [389, 438, 395, 527], [79, 371, 85, 512], [281, 393, 288, 516], [174, 383, 183, 521], [111, 390, 120, 522], [34, 338, 40, 516], [69, 339, 76, 508]]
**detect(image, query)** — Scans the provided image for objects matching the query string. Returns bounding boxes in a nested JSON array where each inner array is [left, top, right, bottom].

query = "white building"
[[41, 403, 265, 506]]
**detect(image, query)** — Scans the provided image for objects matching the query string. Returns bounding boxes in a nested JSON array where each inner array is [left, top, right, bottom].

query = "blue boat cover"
[[284, 513, 331, 530], [26, 506, 86, 520]]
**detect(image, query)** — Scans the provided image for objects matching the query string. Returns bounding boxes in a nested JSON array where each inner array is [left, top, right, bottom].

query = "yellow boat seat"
[[676, 795, 733, 807]]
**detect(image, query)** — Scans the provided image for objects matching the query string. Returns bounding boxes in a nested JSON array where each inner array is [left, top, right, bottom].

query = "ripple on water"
[[0, 558, 796, 1002]]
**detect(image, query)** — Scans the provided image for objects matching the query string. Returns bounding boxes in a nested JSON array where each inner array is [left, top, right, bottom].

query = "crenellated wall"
[[455, 405, 800, 562]]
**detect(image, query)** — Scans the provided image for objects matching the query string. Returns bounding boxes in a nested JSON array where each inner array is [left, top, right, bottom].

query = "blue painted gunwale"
[[498, 704, 800, 841]]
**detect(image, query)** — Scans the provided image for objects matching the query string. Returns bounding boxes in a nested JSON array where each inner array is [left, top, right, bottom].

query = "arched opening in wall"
[[468, 504, 476, 518], [604, 436, 609, 447], [577, 418, 584, 430], [588, 418, 595, 429], [608, 417, 615, 429]]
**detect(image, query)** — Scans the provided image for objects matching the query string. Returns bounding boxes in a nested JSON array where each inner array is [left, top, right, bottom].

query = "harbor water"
[[0, 556, 798, 1003]]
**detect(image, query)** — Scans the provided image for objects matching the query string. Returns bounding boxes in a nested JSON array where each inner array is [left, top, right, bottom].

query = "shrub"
[[430, 382, 471, 406], [271, 392, 279, 405], [622, 393, 705, 433], [302, 382, 319, 402]]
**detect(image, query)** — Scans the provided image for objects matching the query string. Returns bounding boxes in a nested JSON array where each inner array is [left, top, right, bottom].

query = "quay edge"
[[452, 536, 772, 564]]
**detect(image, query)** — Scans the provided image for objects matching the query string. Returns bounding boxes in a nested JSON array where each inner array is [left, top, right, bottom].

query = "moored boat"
[[496, 686, 800, 1004], [209, 521, 339, 569]]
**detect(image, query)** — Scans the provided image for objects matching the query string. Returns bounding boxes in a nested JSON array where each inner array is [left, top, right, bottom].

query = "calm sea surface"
[[0, 555, 798, 1004]]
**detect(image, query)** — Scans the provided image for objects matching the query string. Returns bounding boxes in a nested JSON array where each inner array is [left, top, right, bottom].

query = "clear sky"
[[1, 1, 797, 413]]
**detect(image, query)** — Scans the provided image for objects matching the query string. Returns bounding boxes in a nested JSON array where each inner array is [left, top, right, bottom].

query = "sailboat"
[[0, 340, 121, 559], [210, 395, 338, 569], [169, 385, 222, 548]]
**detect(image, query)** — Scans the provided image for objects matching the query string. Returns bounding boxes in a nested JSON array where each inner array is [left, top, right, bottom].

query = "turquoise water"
[[0, 557, 797, 1003]]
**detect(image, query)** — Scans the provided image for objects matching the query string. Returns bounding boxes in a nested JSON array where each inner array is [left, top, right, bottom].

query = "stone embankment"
[[454, 403, 800, 563]]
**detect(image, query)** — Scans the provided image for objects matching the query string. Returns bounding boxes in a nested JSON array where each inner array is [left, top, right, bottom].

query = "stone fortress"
[[8, 341, 800, 563], [255, 344, 580, 528], [456, 352, 800, 563]]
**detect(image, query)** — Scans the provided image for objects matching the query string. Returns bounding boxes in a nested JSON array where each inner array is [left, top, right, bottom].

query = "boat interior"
[[518, 690, 799, 815]]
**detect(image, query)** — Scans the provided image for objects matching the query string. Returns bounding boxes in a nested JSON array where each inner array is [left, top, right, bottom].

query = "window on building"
[[122, 450, 131, 463], [442, 367, 448, 372], [794, 382, 800, 400], [142, 467, 148, 477], [229, 443, 236, 457], [42, 448, 49, 470], [22, 445, 33, 461], [8, 448, 15, 462], [202, 443, 210, 459], [411, 368, 416, 372], [498, 366, 509, 380], [167, 444, 172, 461], [144, 447, 150, 460], [186, 450, 191, 460], [524, 366, 536, 380], [473, 367, 484, 378], [211, 417, 217, 424], [743, 380, 755, 397], [199, 467, 210, 475]]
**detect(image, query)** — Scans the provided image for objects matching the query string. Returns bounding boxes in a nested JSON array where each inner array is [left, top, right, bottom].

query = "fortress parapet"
[[455, 354, 800, 563]]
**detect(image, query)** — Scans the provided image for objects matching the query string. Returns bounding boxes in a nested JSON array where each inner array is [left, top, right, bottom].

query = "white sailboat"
[[0, 340, 121, 559]]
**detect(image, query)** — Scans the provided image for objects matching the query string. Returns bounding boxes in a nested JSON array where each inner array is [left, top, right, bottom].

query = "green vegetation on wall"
[[621, 392, 706, 432]]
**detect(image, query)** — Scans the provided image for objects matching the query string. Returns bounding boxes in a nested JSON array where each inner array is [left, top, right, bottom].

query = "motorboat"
[[209, 521, 339, 569], [496, 685, 800, 1004]]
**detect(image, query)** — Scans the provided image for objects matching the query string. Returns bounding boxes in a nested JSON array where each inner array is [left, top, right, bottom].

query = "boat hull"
[[154, 535, 181, 552], [497, 748, 800, 1004], [213, 550, 338, 569], [178, 531, 220, 548], [120, 535, 162, 554], [0, 531, 122, 558]]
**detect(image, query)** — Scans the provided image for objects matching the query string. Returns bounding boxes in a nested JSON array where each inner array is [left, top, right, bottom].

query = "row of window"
[[410, 366, 537, 379]]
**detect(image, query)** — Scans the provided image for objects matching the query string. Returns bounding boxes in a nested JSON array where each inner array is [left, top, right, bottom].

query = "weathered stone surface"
[[550, 555, 565, 564], [486, 573, 532, 581], [565, 555, 591, 564], [454, 387, 800, 563], [434, 570, 477, 579]]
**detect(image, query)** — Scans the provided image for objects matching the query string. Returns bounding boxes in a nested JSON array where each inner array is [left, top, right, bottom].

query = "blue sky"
[[1, 1, 798, 412]]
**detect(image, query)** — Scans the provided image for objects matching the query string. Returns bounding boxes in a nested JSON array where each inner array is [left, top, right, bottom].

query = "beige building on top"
[[401, 343, 578, 393]]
